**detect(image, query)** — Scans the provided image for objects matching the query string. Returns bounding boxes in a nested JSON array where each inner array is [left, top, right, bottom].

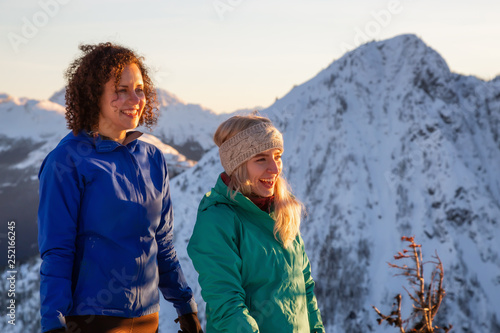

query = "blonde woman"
[[187, 115, 324, 332]]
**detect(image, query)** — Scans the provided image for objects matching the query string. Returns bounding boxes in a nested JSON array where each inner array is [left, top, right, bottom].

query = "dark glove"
[[175, 312, 203, 333], [45, 328, 66, 333]]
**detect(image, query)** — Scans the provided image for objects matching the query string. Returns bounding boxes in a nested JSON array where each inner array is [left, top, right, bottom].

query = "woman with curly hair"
[[38, 43, 202, 333], [187, 114, 324, 332]]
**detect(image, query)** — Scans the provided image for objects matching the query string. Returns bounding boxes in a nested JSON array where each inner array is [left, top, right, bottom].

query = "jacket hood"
[[58, 130, 143, 153], [198, 174, 262, 213], [198, 175, 235, 211], [198, 174, 276, 235]]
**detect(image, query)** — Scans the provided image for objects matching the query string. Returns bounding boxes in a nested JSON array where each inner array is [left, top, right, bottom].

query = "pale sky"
[[1, 0, 499, 114]]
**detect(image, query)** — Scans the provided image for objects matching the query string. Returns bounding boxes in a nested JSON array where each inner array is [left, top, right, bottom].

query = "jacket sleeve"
[[300, 236, 325, 333], [187, 205, 260, 333], [38, 149, 81, 332], [156, 161, 197, 316]]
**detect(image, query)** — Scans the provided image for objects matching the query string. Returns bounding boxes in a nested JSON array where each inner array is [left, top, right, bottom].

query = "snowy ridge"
[[139, 133, 195, 172], [142, 88, 231, 159], [168, 34, 500, 332], [0, 89, 204, 180], [48, 87, 230, 160], [0, 93, 67, 140]]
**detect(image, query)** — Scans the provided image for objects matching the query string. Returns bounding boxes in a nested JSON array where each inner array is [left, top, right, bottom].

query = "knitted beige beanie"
[[219, 122, 284, 175]]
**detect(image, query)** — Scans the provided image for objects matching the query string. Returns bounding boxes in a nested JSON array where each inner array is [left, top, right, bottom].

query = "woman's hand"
[[175, 312, 203, 333]]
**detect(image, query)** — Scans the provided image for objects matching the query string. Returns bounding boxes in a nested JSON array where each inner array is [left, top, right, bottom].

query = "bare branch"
[[372, 236, 452, 332]]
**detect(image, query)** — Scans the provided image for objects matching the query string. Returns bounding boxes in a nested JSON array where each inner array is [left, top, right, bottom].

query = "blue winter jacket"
[[37, 131, 197, 332]]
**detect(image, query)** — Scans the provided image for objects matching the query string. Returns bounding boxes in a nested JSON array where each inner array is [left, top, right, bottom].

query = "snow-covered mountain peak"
[[46, 86, 225, 158], [284, 34, 454, 108], [155, 88, 185, 107], [48, 87, 66, 106], [0, 92, 12, 103], [338, 34, 451, 80], [48, 87, 187, 109], [0, 93, 67, 139], [144, 88, 230, 158], [170, 34, 500, 332]]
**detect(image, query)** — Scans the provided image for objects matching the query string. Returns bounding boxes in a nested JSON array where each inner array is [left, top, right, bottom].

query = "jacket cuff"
[[175, 298, 198, 316], [42, 317, 65, 333], [308, 307, 325, 333]]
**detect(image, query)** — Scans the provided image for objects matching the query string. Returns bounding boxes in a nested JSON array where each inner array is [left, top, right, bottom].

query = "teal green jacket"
[[187, 175, 324, 333]]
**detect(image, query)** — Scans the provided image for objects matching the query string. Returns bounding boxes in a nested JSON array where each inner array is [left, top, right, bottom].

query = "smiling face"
[[245, 148, 283, 197], [98, 63, 146, 142]]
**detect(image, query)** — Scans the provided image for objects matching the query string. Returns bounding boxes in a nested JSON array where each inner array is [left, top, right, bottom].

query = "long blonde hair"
[[213, 115, 304, 248]]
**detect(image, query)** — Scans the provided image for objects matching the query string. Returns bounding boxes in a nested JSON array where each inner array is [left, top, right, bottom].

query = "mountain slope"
[[168, 34, 500, 332], [1, 34, 499, 333], [0, 94, 68, 269], [141, 89, 231, 160], [49, 87, 231, 160]]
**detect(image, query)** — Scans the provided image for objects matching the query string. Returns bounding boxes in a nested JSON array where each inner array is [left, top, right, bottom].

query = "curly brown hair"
[[64, 42, 159, 134]]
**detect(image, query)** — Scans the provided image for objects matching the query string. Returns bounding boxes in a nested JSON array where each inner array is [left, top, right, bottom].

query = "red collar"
[[221, 172, 232, 186], [221, 173, 274, 213]]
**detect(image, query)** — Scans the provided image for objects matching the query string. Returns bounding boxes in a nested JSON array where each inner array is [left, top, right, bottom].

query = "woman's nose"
[[129, 91, 141, 104], [267, 160, 279, 173]]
